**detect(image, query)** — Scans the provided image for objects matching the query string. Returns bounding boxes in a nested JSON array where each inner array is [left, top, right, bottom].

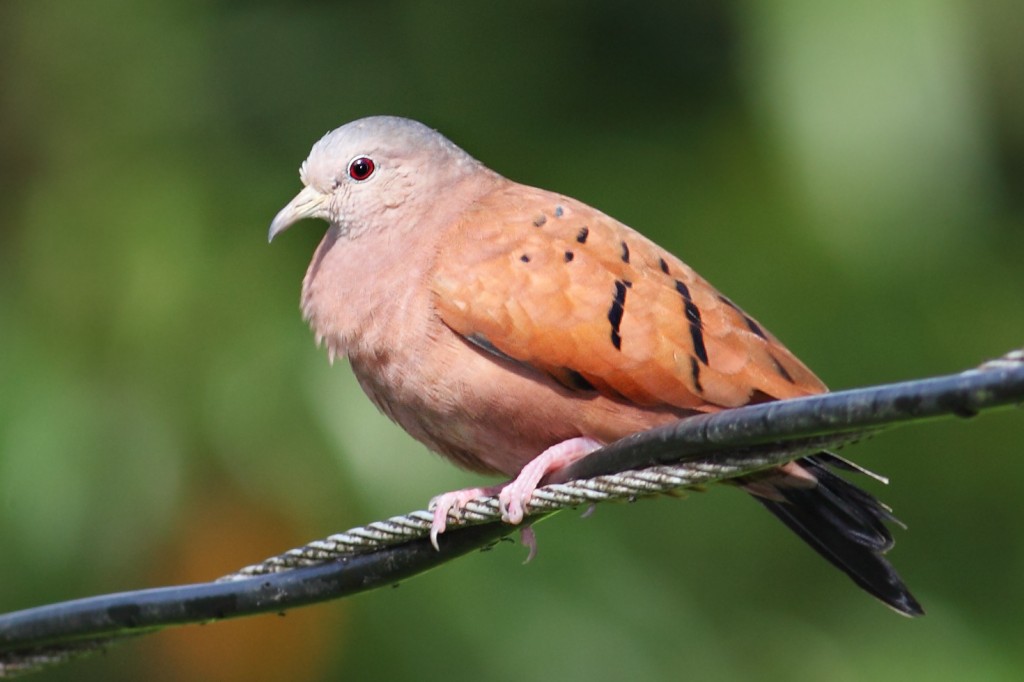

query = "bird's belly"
[[347, 327, 690, 477]]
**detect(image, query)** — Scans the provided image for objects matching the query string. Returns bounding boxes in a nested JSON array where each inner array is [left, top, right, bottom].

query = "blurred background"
[[1, 1, 1022, 679]]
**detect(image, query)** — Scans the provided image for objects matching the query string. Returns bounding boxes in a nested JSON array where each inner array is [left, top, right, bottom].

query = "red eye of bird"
[[348, 156, 375, 181]]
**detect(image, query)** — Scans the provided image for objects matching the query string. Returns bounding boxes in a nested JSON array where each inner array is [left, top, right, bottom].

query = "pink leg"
[[428, 437, 602, 550], [499, 437, 603, 524], [429, 484, 503, 550]]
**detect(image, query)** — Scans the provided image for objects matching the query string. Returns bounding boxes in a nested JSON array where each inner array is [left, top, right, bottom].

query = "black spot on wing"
[[675, 280, 708, 365], [620, 241, 630, 263], [769, 353, 796, 383], [659, 257, 670, 275], [717, 294, 739, 310], [689, 323, 708, 364], [576, 226, 589, 244], [465, 332, 519, 364], [690, 356, 703, 393], [564, 251, 574, 262], [684, 300, 700, 326], [607, 280, 628, 350], [466, 334, 599, 394], [717, 294, 768, 340], [520, 254, 530, 263], [744, 315, 768, 340], [562, 368, 596, 391]]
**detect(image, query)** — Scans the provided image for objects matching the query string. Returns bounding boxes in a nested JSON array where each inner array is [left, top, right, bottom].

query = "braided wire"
[[222, 444, 823, 579]]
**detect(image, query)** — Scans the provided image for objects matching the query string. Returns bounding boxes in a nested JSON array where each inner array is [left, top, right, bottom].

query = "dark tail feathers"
[[748, 453, 923, 616]]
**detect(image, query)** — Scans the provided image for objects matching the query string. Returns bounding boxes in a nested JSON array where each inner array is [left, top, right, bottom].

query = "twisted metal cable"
[[223, 437, 850, 579]]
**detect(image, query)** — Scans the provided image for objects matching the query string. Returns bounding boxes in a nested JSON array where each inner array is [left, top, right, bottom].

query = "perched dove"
[[269, 116, 921, 616]]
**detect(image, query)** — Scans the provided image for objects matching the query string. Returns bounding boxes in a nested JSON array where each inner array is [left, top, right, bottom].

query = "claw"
[[520, 525, 538, 563], [428, 486, 497, 550]]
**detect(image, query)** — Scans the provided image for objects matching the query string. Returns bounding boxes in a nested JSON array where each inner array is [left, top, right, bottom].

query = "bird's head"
[[268, 116, 487, 242]]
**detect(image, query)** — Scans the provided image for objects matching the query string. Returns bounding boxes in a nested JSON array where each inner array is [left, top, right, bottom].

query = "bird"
[[268, 115, 922, 616]]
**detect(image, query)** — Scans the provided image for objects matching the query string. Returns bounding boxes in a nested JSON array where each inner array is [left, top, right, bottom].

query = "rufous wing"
[[431, 181, 825, 411]]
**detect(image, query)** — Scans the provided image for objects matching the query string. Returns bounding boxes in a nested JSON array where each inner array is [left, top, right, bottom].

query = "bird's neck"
[[300, 172, 505, 363]]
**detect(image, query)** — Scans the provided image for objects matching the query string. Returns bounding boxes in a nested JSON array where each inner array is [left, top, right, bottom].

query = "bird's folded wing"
[[431, 183, 824, 410]]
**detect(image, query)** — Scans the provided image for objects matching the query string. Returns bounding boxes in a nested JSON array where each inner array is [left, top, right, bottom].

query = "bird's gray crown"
[[299, 116, 479, 190]]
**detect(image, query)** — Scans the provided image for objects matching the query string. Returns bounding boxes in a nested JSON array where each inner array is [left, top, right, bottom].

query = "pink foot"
[[499, 437, 603, 524], [428, 485, 501, 550]]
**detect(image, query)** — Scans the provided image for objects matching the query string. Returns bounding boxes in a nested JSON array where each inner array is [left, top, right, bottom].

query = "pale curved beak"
[[268, 185, 329, 242]]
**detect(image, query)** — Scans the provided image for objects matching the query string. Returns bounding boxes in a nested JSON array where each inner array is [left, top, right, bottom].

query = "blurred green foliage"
[[1, 1, 1023, 680]]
